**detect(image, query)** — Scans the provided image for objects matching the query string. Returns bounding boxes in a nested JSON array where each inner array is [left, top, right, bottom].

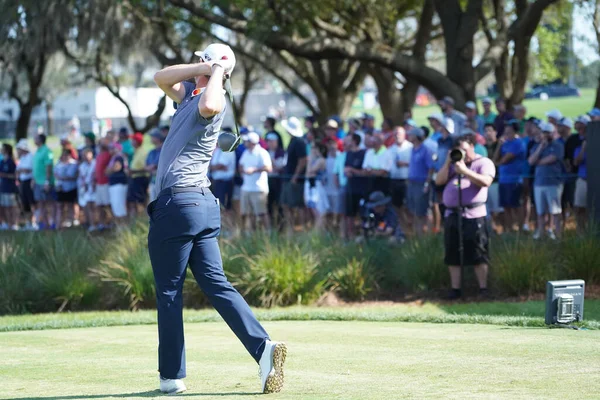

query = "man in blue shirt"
[[529, 122, 565, 240], [151, 44, 286, 395], [407, 127, 435, 237], [493, 120, 525, 233]]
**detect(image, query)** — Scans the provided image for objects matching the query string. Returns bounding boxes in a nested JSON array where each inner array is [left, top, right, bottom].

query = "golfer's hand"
[[454, 160, 469, 175], [210, 58, 234, 76]]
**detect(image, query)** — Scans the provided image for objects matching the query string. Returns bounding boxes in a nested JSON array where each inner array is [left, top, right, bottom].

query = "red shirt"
[[331, 136, 344, 152], [95, 151, 112, 185]]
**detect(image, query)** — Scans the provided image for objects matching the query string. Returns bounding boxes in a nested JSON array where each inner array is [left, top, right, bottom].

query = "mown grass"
[[1, 321, 599, 399], [1, 225, 599, 315], [1, 300, 598, 332]]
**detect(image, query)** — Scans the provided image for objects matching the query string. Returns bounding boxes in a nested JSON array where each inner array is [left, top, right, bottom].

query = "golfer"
[[150, 43, 286, 395]]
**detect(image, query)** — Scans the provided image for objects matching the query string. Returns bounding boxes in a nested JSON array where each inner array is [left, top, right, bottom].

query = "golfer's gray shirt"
[[155, 81, 226, 193]]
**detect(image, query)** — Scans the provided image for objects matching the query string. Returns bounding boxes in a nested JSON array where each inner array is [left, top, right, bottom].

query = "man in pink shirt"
[[435, 133, 496, 300]]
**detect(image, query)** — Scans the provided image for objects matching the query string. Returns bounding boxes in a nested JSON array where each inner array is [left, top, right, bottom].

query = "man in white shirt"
[[362, 134, 392, 195], [210, 143, 236, 213], [238, 132, 273, 231], [386, 126, 413, 214]]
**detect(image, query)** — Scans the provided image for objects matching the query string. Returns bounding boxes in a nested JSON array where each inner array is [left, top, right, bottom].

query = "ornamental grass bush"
[[1, 224, 599, 315]]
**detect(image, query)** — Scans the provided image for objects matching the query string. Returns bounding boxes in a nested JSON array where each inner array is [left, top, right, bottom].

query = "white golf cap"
[[575, 115, 591, 125], [194, 43, 236, 76], [465, 101, 477, 110], [539, 121, 554, 133], [281, 117, 304, 137], [545, 109, 563, 121], [325, 119, 339, 129], [16, 139, 30, 152], [482, 97, 493, 104], [244, 132, 260, 144], [559, 117, 573, 129], [427, 113, 445, 125]]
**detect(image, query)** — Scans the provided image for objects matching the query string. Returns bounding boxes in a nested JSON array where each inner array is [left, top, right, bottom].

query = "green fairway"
[[1, 321, 599, 400]]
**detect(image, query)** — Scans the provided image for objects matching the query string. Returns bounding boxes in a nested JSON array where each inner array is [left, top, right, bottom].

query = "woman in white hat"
[[15, 139, 36, 229]]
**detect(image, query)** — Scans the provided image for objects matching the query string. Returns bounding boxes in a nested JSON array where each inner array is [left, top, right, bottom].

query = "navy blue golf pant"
[[147, 188, 269, 379]]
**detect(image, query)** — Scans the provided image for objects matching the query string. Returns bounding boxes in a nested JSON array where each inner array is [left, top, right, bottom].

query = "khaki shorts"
[[574, 178, 587, 208], [240, 191, 268, 216]]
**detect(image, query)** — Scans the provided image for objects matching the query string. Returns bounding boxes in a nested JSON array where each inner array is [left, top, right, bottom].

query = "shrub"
[[491, 236, 557, 297], [331, 258, 377, 301], [229, 238, 327, 307], [559, 232, 600, 284], [396, 235, 447, 291], [89, 223, 155, 310]]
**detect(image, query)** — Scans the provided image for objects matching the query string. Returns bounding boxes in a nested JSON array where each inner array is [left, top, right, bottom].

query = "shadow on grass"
[[12, 391, 260, 399]]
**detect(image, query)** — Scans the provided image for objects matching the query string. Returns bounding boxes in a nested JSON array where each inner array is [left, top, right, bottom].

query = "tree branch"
[[312, 17, 349, 39]]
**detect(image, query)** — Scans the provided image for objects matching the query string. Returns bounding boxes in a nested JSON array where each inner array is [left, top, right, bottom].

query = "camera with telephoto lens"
[[449, 148, 466, 163], [359, 199, 377, 238]]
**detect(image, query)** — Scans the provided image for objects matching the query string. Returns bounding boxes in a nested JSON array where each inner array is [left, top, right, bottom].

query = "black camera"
[[449, 148, 465, 163], [359, 199, 377, 238]]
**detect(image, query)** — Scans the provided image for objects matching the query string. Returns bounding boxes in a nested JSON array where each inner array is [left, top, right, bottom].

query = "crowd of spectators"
[[0, 98, 598, 242]]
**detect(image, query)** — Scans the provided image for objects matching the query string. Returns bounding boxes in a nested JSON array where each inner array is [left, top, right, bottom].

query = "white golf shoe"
[[159, 377, 187, 395], [259, 340, 287, 394]]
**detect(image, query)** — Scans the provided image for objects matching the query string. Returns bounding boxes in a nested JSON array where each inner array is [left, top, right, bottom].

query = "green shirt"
[[474, 143, 488, 157], [32, 145, 54, 184], [120, 139, 135, 164], [483, 112, 497, 125]]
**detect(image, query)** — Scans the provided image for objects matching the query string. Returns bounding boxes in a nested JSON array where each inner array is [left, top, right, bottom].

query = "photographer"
[[358, 191, 405, 244], [436, 134, 495, 300]]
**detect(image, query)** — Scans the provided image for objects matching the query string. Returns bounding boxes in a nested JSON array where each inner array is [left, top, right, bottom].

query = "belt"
[[447, 201, 486, 213], [157, 186, 210, 198]]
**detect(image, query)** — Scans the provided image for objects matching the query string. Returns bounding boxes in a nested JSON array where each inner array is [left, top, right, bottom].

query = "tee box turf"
[[545, 280, 585, 325]]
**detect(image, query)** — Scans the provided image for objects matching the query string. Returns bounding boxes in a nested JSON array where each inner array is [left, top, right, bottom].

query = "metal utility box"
[[545, 280, 585, 325]]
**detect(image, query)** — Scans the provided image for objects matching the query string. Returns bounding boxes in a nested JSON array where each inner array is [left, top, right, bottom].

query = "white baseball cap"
[[539, 121, 554, 133], [545, 109, 563, 121], [482, 97, 493, 104], [559, 117, 573, 129], [194, 43, 236, 76], [244, 132, 260, 144], [427, 113, 445, 126], [575, 115, 591, 125], [16, 139, 30, 152], [465, 101, 477, 110]]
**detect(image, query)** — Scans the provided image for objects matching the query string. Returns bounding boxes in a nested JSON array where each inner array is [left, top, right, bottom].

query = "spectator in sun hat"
[[280, 117, 308, 235], [127, 132, 150, 217], [406, 127, 435, 237], [15, 139, 36, 230], [465, 101, 484, 135], [262, 113, 284, 150], [589, 107, 600, 121], [495, 119, 526, 233], [117, 126, 134, 164], [528, 121, 565, 240], [494, 98, 514, 137], [427, 113, 444, 143], [361, 191, 406, 244], [546, 109, 563, 126], [481, 97, 497, 125], [239, 131, 272, 232], [438, 96, 466, 137]]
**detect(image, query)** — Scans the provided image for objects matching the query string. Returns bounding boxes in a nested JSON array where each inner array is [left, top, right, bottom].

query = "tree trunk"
[[15, 103, 35, 141], [371, 66, 404, 125], [494, 49, 510, 101], [434, 0, 482, 105], [46, 102, 54, 137]]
